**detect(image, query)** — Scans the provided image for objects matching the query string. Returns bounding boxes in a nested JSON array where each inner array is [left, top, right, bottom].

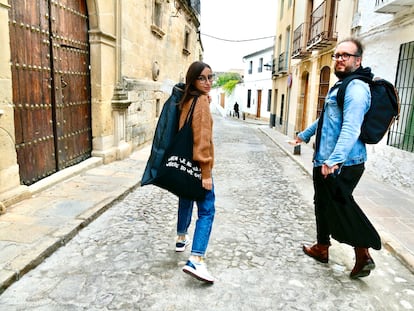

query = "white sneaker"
[[182, 259, 215, 284], [175, 236, 190, 252]]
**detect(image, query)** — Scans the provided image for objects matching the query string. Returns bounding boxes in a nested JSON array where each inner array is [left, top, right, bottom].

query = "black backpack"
[[337, 75, 400, 144]]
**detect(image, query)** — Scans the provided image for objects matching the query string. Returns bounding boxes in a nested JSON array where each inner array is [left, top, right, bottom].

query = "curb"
[[0, 167, 142, 295]]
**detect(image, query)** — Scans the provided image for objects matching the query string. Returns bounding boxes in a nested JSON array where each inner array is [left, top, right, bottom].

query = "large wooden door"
[[301, 72, 310, 131], [256, 90, 262, 118], [9, 0, 91, 185], [317, 66, 331, 118]]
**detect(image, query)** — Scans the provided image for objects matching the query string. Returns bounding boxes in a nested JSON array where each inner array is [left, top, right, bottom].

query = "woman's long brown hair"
[[179, 61, 211, 109]]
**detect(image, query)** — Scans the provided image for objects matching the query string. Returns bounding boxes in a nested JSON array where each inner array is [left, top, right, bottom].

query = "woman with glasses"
[[175, 61, 216, 284]]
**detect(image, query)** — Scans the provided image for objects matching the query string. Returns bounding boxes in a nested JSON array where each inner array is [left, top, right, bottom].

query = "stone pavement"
[[0, 146, 151, 294], [0, 115, 413, 296], [253, 118, 414, 274]]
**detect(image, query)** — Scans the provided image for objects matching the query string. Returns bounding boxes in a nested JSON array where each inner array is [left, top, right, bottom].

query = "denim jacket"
[[298, 78, 371, 168]]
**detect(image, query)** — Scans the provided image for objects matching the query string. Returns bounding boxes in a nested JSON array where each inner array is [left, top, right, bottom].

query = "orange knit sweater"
[[179, 95, 214, 179]]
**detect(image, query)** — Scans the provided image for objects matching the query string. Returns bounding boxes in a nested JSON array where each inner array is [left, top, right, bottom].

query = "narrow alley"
[[0, 114, 413, 310]]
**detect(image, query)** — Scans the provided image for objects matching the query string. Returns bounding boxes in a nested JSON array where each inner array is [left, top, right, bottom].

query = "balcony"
[[187, 0, 201, 15], [307, 0, 338, 51], [292, 23, 311, 59], [271, 58, 278, 78], [375, 0, 414, 13], [278, 52, 288, 74]]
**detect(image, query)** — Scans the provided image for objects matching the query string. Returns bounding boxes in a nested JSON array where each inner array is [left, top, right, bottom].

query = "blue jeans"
[[177, 185, 215, 257]]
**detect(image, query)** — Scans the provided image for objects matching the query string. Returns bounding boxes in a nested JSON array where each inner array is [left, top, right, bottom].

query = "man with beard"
[[294, 38, 379, 279]]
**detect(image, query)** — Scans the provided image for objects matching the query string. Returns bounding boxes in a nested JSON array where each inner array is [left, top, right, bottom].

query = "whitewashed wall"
[[356, 1, 414, 191], [242, 47, 273, 120]]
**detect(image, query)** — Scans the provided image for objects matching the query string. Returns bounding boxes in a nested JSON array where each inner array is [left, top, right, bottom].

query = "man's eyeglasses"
[[197, 74, 214, 83], [331, 53, 360, 61]]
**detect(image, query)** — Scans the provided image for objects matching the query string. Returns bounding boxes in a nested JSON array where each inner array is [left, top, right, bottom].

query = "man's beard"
[[335, 65, 360, 79], [335, 69, 353, 79]]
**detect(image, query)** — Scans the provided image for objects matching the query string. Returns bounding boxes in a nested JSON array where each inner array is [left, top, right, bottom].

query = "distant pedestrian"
[[176, 61, 216, 284], [295, 38, 381, 279], [233, 102, 240, 118]]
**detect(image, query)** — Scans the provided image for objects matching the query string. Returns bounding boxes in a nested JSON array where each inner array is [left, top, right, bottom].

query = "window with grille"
[[387, 41, 414, 153], [154, 0, 162, 28], [183, 27, 191, 55], [267, 89, 272, 112], [247, 90, 252, 108], [151, 0, 165, 38]]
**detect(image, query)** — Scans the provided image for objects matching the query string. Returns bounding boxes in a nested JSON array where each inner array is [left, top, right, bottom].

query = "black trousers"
[[312, 163, 365, 245]]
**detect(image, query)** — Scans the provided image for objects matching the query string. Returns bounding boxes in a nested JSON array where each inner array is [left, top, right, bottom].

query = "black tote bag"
[[152, 97, 207, 201], [141, 83, 184, 186]]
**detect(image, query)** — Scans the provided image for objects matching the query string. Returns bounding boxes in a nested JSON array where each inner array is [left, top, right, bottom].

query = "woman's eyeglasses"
[[197, 75, 214, 83], [331, 53, 360, 61]]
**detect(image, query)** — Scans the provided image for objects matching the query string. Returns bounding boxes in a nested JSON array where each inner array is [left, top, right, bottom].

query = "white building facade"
[[241, 47, 274, 121]]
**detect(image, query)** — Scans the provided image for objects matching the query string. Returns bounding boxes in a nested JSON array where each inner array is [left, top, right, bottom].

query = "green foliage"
[[222, 79, 239, 95], [214, 73, 241, 87], [213, 72, 242, 96]]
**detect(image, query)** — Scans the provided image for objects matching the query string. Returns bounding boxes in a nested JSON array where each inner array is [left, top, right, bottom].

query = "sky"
[[200, 0, 277, 72]]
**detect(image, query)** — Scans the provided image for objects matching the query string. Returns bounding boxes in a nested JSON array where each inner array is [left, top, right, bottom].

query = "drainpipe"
[[284, 0, 296, 136], [116, 0, 122, 82]]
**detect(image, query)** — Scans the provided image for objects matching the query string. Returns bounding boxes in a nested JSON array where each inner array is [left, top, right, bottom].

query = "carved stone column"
[[111, 83, 132, 160]]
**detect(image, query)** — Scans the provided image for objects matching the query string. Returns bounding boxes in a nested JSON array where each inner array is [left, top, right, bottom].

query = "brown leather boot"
[[303, 243, 330, 263], [350, 247, 376, 279]]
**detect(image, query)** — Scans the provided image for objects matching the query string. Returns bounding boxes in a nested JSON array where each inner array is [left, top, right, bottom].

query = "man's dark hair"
[[338, 37, 364, 57]]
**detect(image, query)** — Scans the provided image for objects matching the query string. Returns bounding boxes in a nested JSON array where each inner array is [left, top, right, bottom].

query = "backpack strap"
[[336, 75, 373, 108]]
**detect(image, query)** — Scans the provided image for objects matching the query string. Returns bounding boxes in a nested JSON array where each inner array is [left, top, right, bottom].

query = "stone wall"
[[0, 0, 203, 203], [120, 0, 202, 151], [0, 0, 20, 194]]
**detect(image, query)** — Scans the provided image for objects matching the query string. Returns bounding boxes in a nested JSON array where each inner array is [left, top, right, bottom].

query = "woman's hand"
[[202, 177, 213, 190]]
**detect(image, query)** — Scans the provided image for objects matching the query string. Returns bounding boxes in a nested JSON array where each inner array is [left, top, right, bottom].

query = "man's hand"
[[294, 137, 303, 145], [321, 164, 339, 178]]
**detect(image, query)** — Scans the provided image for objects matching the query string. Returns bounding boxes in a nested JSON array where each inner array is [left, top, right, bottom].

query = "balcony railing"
[[307, 0, 338, 51], [375, 0, 414, 13], [292, 23, 311, 59], [186, 0, 200, 14], [272, 58, 277, 77], [278, 52, 288, 73]]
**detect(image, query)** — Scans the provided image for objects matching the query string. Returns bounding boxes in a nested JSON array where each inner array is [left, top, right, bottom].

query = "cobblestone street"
[[0, 115, 413, 310]]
